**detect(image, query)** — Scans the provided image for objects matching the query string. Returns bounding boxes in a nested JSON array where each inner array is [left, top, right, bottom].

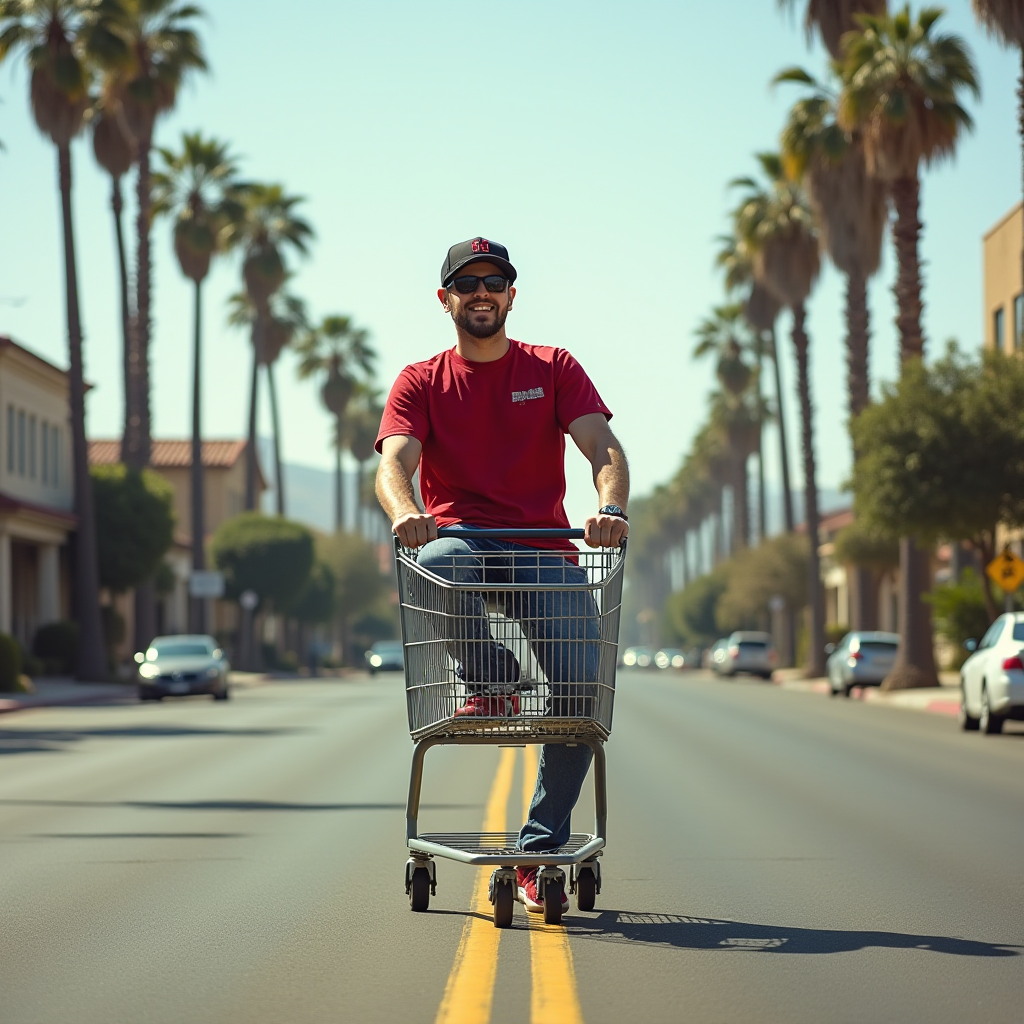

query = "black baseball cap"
[[440, 237, 517, 287]]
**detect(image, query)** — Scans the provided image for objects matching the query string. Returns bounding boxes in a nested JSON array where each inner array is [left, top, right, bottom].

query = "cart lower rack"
[[396, 528, 625, 927]]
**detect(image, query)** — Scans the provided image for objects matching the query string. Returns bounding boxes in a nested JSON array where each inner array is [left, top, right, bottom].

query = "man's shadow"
[[560, 910, 1021, 958]]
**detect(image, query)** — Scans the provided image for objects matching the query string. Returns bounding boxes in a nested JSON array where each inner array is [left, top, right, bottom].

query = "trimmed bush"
[[32, 620, 80, 675], [0, 633, 22, 691]]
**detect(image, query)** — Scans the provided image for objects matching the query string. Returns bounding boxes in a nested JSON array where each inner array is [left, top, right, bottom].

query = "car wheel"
[[979, 685, 1004, 735], [958, 687, 980, 731], [138, 687, 161, 702], [213, 686, 230, 702]]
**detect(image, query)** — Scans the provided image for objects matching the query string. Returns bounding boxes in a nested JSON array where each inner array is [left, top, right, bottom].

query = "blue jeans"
[[417, 527, 599, 853]]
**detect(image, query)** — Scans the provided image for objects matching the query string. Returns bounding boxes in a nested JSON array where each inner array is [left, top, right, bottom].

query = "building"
[[88, 439, 266, 652], [0, 336, 75, 649], [983, 202, 1023, 353]]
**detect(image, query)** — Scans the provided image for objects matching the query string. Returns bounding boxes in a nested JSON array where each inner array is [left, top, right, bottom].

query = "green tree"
[[152, 132, 242, 631], [210, 512, 314, 613], [732, 152, 826, 675], [224, 184, 313, 510], [927, 568, 1008, 656], [287, 559, 336, 626], [91, 463, 174, 598], [851, 346, 1024, 624], [838, 5, 979, 687], [0, 0, 128, 681], [663, 569, 728, 649], [295, 315, 376, 531], [344, 387, 384, 532], [100, 0, 206, 471], [319, 531, 388, 663], [971, 0, 1024, 306], [778, 0, 888, 58]]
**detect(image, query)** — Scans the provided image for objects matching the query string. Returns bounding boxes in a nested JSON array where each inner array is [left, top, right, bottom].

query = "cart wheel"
[[409, 867, 431, 912], [542, 876, 563, 925], [493, 879, 514, 928], [575, 868, 597, 912]]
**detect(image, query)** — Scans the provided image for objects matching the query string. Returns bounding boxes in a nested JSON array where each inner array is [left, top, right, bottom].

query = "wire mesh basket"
[[395, 529, 625, 741]]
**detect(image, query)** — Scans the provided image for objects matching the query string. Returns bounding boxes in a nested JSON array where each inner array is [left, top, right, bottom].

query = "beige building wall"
[[153, 461, 248, 547], [983, 202, 1023, 353]]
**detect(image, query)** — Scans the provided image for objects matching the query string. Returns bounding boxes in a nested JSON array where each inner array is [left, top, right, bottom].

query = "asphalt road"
[[1, 670, 1021, 1024]]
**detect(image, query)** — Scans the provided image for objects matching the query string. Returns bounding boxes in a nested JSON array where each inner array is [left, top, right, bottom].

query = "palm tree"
[[225, 184, 313, 510], [89, 98, 134, 441], [839, 5, 978, 688], [716, 235, 795, 536], [344, 388, 384, 536], [777, 66, 888, 628], [101, 0, 206, 471], [0, 0, 126, 681], [227, 288, 310, 517], [971, 1, 1024, 308], [777, 0, 887, 59], [152, 133, 241, 631], [733, 153, 825, 676], [295, 316, 376, 532]]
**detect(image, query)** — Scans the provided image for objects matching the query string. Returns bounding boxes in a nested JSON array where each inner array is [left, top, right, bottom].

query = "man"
[[375, 236, 629, 914]]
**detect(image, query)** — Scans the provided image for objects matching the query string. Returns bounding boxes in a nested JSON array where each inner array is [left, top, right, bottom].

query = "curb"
[[0, 687, 134, 716], [770, 673, 960, 718]]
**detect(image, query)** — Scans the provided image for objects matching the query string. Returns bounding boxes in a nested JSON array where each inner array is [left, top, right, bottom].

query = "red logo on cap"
[[471, 238, 490, 253]]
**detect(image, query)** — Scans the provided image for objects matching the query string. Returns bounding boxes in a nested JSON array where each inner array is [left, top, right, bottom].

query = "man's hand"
[[583, 512, 628, 548], [393, 511, 438, 549]]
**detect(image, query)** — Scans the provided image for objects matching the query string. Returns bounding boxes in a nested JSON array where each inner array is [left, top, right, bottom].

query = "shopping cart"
[[396, 527, 626, 927]]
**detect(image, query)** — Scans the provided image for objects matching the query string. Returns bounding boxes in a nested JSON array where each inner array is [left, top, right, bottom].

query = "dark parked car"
[[366, 640, 404, 675], [136, 635, 230, 701]]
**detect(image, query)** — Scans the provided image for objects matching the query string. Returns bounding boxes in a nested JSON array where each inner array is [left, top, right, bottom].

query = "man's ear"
[[437, 287, 450, 312], [507, 284, 516, 311]]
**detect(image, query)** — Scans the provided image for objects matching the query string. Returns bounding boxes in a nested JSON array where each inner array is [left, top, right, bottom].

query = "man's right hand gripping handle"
[[392, 512, 438, 549]]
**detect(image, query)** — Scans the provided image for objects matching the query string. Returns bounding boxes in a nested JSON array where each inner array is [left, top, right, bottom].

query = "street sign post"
[[986, 547, 1024, 612], [188, 570, 225, 599]]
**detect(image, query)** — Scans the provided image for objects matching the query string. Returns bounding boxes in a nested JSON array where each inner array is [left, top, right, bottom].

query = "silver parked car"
[[717, 631, 776, 679], [136, 634, 230, 702], [365, 640, 404, 675], [960, 613, 1024, 734], [825, 631, 899, 697]]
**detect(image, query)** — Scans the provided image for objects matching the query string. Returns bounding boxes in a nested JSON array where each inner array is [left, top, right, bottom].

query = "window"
[[6, 406, 13, 473], [1016, 295, 1024, 352], [41, 422, 49, 484], [28, 415, 36, 478], [979, 619, 1004, 649], [17, 410, 25, 475], [994, 306, 1006, 351], [52, 427, 60, 488]]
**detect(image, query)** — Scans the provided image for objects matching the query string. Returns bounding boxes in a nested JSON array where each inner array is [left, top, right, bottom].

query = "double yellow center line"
[[434, 746, 585, 1024]]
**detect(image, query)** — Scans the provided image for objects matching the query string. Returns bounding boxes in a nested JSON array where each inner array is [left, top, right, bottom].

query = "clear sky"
[[0, 1, 1019, 531]]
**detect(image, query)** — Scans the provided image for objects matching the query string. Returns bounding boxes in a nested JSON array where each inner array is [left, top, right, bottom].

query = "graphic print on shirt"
[[512, 387, 546, 403]]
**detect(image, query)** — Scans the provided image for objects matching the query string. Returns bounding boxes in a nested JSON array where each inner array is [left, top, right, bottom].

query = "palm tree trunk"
[[126, 137, 154, 470], [845, 267, 877, 630], [769, 327, 795, 533], [267, 360, 285, 517], [886, 173, 938, 689], [57, 144, 106, 681], [189, 278, 206, 633], [334, 417, 344, 532], [791, 305, 825, 678], [111, 178, 134, 462], [732, 455, 750, 551], [245, 317, 262, 511]]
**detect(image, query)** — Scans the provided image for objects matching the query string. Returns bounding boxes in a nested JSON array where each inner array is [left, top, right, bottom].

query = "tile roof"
[[88, 439, 249, 469]]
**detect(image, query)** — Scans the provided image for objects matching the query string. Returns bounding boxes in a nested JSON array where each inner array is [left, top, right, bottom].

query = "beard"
[[453, 303, 508, 339]]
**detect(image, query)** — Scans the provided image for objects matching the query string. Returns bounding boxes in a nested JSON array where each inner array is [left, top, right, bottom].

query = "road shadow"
[[562, 910, 1021, 958], [0, 798, 474, 813], [0, 724, 310, 755]]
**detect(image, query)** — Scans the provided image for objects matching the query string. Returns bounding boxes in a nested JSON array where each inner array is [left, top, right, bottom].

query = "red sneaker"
[[453, 694, 519, 717], [516, 867, 569, 913]]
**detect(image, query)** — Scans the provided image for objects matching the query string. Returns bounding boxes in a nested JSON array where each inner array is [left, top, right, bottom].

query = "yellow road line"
[[523, 744, 585, 1024], [434, 746, 516, 1024]]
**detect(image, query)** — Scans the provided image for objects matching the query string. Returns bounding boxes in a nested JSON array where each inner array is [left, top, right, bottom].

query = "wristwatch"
[[598, 504, 628, 521]]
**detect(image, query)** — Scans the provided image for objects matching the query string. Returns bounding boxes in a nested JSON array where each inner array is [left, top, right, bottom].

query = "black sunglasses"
[[446, 274, 509, 295]]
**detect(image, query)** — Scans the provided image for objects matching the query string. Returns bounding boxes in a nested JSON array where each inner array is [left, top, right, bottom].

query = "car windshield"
[[374, 642, 403, 654], [1013, 623, 1024, 642], [859, 642, 897, 653], [148, 642, 212, 659], [737, 641, 766, 649]]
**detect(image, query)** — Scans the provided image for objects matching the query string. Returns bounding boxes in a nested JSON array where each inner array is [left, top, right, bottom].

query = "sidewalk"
[[771, 667, 961, 718], [0, 670, 277, 716]]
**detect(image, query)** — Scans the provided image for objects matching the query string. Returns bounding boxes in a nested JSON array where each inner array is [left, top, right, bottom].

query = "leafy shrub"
[[926, 568, 1016, 650], [0, 633, 22, 691], [32, 620, 80, 675]]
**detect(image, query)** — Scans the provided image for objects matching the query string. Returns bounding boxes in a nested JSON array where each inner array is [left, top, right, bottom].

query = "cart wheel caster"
[[542, 875, 563, 925], [575, 867, 597, 912], [493, 878, 514, 928], [409, 867, 431, 912]]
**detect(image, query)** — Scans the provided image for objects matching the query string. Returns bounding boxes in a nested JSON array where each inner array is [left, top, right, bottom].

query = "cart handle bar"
[[435, 527, 586, 540]]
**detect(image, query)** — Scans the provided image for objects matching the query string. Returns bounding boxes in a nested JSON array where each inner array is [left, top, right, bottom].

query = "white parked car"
[[960, 613, 1024, 734]]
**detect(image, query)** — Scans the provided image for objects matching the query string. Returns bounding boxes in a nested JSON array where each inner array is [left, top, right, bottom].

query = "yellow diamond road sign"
[[986, 548, 1024, 594]]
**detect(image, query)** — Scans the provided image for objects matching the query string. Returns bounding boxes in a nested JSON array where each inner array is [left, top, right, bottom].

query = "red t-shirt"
[[376, 339, 611, 535]]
